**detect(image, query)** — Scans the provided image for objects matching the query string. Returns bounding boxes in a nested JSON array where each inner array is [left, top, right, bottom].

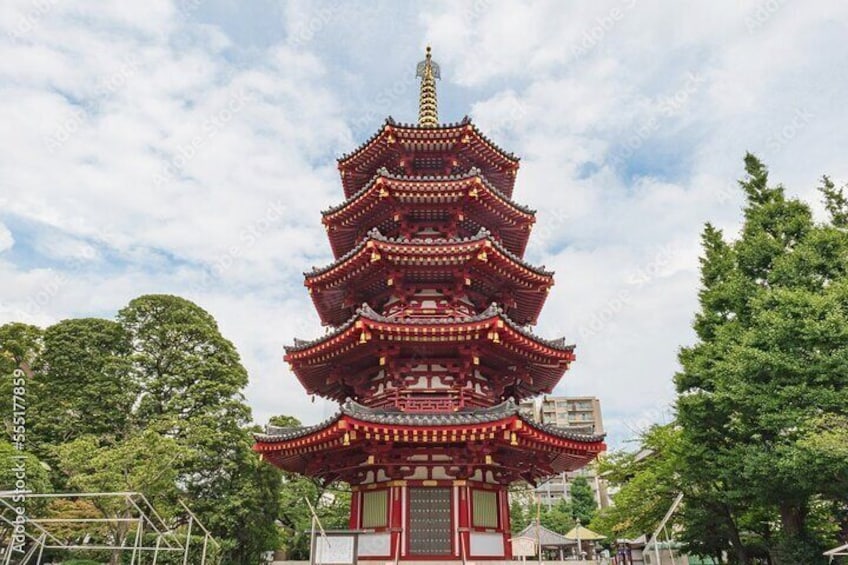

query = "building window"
[[471, 490, 498, 528], [362, 490, 388, 528]]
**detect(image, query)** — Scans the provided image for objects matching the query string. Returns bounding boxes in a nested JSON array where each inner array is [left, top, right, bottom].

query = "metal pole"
[[3, 535, 13, 565], [310, 515, 317, 565], [536, 495, 542, 565], [130, 515, 143, 565], [152, 536, 161, 565], [182, 515, 193, 565], [649, 493, 683, 565], [36, 533, 46, 565], [201, 533, 209, 565], [576, 518, 582, 562]]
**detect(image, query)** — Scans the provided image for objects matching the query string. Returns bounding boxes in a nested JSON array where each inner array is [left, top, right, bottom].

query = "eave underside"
[[254, 407, 604, 484], [283, 308, 575, 403], [305, 234, 553, 326]]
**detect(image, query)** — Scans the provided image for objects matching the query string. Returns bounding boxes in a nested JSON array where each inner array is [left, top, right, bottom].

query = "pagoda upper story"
[[287, 47, 571, 414], [337, 118, 520, 201]]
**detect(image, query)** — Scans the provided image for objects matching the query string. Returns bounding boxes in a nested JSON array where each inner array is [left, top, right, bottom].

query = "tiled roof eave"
[[305, 228, 553, 280], [322, 168, 535, 219], [337, 117, 520, 166], [284, 302, 575, 354], [519, 414, 606, 443]]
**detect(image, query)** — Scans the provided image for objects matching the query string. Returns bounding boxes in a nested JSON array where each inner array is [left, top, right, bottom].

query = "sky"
[[1, 0, 847, 449]]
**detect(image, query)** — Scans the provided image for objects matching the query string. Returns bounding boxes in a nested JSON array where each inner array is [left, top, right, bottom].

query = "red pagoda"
[[255, 48, 605, 562]]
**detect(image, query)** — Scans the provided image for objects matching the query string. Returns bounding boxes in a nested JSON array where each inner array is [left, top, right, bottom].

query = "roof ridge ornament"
[[416, 46, 440, 127]]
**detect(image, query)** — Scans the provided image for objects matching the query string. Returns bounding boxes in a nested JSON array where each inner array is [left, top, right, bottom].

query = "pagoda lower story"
[[255, 401, 604, 560], [255, 47, 606, 562]]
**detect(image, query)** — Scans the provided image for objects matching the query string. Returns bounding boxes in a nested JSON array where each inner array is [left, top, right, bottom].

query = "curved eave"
[[337, 119, 521, 199], [322, 170, 535, 259], [337, 118, 519, 169], [283, 306, 575, 400], [323, 168, 535, 220], [284, 304, 573, 358], [305, 232, 554, 326], [254, 404, 605, 477], [306, 230, 553, 284]]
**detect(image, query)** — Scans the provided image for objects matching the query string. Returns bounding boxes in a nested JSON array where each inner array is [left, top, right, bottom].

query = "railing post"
[[182, 515, 194, 565]]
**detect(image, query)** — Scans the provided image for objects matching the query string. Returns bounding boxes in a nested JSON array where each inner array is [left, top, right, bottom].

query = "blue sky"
[[1, 0, 847, 448]]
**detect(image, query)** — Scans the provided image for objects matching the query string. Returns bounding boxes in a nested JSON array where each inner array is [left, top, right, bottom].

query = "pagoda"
[[255, 48, 605, 562]]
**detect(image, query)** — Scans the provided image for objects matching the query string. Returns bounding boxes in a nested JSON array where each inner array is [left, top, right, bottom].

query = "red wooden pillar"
[[500, 487, 512, 558], [390, 483, 404, 560], [456, 482, 470, 559], [349, 489, 360, 530]]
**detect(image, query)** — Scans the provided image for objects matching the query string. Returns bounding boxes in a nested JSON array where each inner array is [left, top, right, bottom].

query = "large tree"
[[117, 294, 279, 564], [1, 296, 281, 563], [674, 155, 848, 564]]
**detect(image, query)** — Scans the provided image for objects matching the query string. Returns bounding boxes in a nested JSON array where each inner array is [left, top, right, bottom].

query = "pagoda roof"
[[256, 399, 602, 443], [253, 399, 606, 482], [338, 116, 519, 166], [321, 167, 535, 259], [286, 302, 571, 354], [337, 117, 521, 199], [284, 303, 574, 402], [323, 167, 535, 217], [305, 229, 553, 326], [308, 228, 551, 280]]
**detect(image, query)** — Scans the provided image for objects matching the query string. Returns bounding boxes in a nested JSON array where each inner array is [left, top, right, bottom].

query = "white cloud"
[[1, 0, 846, 447], [0, 223, 13, 253]]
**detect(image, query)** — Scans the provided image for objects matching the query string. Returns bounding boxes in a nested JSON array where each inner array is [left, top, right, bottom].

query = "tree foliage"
[[593, 157, 848, 564], [32, 318, 135, 457], [674, 155, 848, 564], [0, 294, 285, 564]]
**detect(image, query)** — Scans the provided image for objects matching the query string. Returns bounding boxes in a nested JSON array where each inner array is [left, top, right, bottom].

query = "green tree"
[[117, 294, 278, 564], [674, 155, 848, 564], [569, 476, 598, 526], [267, 414, 350, 559], [590, 425, 681, 540], [509, 494, 533, 533], [55, 430, 187, 565], [30, 319, 134, 458]]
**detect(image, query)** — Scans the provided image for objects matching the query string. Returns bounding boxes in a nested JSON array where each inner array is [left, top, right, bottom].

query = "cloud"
[[1, 0, 847, 447]]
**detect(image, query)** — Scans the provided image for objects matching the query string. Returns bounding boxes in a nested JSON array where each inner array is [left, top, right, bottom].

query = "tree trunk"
[[720, 504, 750, 564], [778, 502, 805, 538]]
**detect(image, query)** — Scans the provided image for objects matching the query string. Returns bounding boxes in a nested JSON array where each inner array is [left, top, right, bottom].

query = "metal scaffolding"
[[0, 491, 220, 565]]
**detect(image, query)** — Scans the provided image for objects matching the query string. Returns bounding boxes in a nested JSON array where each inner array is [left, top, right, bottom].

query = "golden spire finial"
[[416, 45, 440, 128]]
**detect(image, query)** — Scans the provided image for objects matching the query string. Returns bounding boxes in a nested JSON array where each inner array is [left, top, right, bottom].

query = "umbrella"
[[564, 525, 606, 541]]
